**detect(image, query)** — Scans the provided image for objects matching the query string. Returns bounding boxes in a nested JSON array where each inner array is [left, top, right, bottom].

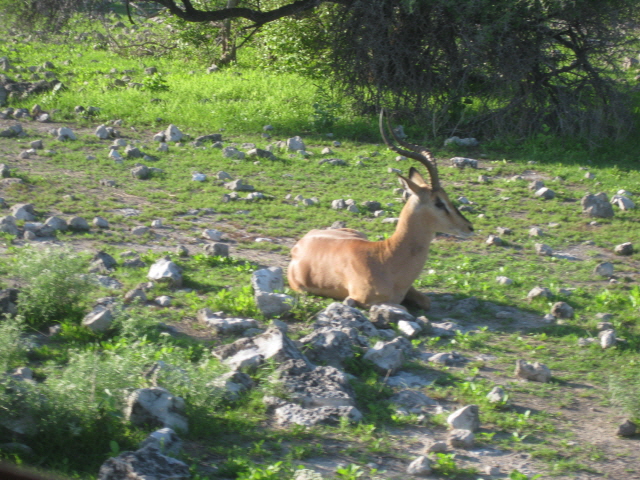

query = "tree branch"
[[150, 0, 330, 24]]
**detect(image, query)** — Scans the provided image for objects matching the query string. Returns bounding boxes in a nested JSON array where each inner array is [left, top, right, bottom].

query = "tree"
[[326, 0, 640, 140], [5, 0, 640, 140]]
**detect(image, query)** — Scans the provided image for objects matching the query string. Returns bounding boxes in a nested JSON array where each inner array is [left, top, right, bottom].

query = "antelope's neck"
[[382, 200, 435, 266]]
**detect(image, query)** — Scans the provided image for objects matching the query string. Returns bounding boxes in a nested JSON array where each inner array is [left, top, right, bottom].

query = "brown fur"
[[288, 169, 473, 308]]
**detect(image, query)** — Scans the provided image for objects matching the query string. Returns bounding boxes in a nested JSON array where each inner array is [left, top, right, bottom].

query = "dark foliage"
[[328, 0, 639, 140]]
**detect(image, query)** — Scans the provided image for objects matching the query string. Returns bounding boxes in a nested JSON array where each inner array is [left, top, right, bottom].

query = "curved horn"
[[379, 109, 441, 190]]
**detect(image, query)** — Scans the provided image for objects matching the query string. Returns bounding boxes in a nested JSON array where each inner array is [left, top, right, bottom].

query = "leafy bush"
[[0, 316, 26, 372], [0, 339, 227, 471], [10, 247, 94, 328]]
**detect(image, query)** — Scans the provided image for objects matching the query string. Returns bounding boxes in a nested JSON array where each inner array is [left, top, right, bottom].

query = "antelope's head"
[[380, 109, 474, 237]]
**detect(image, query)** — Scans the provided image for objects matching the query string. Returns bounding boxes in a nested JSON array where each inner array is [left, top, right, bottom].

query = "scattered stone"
[[0, 216, 19, 236], [56, 127, 76, 141], [397, 320, 422, 338], [390, 390, 438, 413], [611, 195, 635, 211], [447, 405, 480, 431], [430, 320, 462, 337], [406, 456, 432, 476], [425, 441, 448, 454], [448, 429, 475, 449], [369, 304, 414, 328], [203, 242, 229, 257], [581, 193, 614, 218], [131, 226, 149, 236], [529, 227, 544, 237], [222, 146, 245, 159], [148, 257, 182, 288], [44, 216, 68, 232], [427, 352, 464, 366], [551, 301, 574, 319], [616, 419, 637, 437], [274, 403, 362, 427], [252, 267, 294, 317], [225, 179, 254, 191], [450, 157, 478, 168], [198, 309, 259, 335], [164, 124, 183, 142], [599, 329, 616, 349], [139, 427, 182, 455], [535, 243, 553, 256], [202, 229, 223, 241], [315, 302, 378, 337], [614, 242, 634, 256], [486, 234, 502, 246], [11, 203, 36, 221], [594, 262, 614, 277], [299, 327, 360, 368], [286, 136, 305, 151], [527, 286, 552, 300], [535, 187, 555, 199], [124, 288, 147, 304], [154, 296, 171, 307], [213, 327, 311, 372], [125, 387, 188, 432], [98, 444, 189, 480], [131, 164, 151, 179], [496, 276, 513, 285], [363, 338, 411, 375], [83, 306, 114, 332], [486, 386, 507, 403], [515, 359, 551, 382], [93, 216, 109, 228]]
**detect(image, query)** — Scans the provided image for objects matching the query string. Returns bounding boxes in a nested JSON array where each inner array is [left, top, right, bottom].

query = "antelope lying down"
[[287, 110, 474, 309]]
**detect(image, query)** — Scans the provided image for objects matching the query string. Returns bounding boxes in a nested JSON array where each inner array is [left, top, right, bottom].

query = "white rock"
[[406, 456, 432, 476], [252, 267, 284, 293], [124, 387, 188, 432], [515, 359, 551, 382], [486, 386, 507, 403], [155, 296, 172, 307], [82, 306, 114, 332], [95, 124, 109, 139], [202, 229, 223, 241], [192, 173, 206, 182], [93, 216, 109, 228], [612, 195, 635, 210], [535, 243, 553, 256], [255, 292, 294, 318], [164, 124, 183, 142], [139, 427, 182, 455], [594, 262, 614, 277], [397, 320, 422, 338], [599, 329, 616, 349], [286, 136, 305, 151], [147, 257, 182, 288], [447, 405, 480, 431], [57, 127, 76, 140], [496, 276, 513, 285]]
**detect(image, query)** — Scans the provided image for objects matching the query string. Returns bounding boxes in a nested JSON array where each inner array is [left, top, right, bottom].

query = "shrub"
[[10, 246, 94, 328], [0, 316, 26, 372]]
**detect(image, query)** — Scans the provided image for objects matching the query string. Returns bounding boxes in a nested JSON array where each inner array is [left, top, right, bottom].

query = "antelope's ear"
[[397, 173, 422, 196], [408, 166, 429, 187]]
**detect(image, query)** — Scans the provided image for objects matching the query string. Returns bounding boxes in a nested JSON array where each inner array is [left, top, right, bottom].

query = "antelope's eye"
[[435, 198, 446, 209]]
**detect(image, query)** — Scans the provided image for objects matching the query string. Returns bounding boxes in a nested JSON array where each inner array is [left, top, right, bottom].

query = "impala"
[[287, 110, 474, 309]]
